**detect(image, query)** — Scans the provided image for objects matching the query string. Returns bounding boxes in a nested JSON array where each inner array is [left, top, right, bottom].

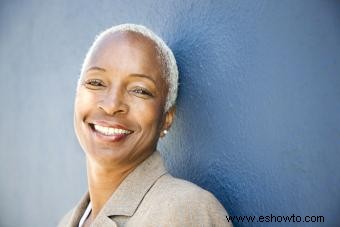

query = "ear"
[[160, 106, 176, 138]]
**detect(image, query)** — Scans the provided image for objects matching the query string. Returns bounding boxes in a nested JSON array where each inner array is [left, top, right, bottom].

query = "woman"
[[58, 24, 232, 227]]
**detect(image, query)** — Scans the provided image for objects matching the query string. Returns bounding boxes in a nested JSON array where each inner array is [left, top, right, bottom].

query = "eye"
[[83, 79, 106, 89], [130, 87, 154, 97]]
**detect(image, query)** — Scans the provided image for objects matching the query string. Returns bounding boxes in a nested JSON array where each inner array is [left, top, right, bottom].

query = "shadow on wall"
[[158, 1, 340, 226], [158, 3, 259, 217]]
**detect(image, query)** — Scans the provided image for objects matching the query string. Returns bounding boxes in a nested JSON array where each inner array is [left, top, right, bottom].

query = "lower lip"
[[89, 125, 132, 143]]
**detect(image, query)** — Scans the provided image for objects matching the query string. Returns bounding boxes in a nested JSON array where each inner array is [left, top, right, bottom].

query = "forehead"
[[85, 31, 164, 77]]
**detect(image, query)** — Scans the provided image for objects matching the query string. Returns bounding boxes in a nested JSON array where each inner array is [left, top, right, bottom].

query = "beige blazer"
[[58, 152, 232, 227]]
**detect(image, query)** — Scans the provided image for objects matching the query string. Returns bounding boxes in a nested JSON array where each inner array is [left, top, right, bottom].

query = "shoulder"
[[134, 174, 232, 226], [154, 174, 222, 205]]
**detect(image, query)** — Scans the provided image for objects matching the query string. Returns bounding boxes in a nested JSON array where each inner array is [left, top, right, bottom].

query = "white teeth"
[[93, 124, 131, 136]]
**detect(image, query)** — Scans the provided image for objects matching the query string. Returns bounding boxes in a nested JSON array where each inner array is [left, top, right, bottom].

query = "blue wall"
[[0, 0, 339, 226]]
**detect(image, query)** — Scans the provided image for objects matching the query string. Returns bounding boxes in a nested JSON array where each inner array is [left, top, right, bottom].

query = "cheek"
[[74, 90, 99, 149], [74, 92, 87, 135], [74, 90, 97, 139], [74, 90, 97, 119], [134, 101, 164, 132]]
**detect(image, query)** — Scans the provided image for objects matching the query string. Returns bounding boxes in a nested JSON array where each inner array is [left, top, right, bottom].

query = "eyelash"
[[84, 79, 105, 88], [83, 79, 153, 97], [84, 79, 154, 97], [131, 87, 154, 97]]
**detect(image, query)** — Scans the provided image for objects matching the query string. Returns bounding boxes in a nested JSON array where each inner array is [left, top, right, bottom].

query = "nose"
[[97, 88, 129, 116]]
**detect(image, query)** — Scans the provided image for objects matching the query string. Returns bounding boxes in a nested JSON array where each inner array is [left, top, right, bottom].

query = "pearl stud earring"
[[163, 130, 168, 135]]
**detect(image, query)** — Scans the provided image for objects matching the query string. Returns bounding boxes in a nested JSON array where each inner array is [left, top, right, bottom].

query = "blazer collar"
[[99, 151, 167, 217], [68, 151, 167, 226], [67, 192, 90, 227]]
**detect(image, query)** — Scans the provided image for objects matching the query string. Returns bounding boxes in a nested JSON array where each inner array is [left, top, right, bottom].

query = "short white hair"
[[80, 24, 179, 111]]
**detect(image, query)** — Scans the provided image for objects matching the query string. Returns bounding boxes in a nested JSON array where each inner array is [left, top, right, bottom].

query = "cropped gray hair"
[[80, 24, 179, 112]]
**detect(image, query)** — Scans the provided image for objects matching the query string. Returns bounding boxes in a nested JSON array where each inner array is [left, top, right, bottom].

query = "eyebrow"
[[130, 73, 156, 84], [85, 66, 156, 84], [86, 66, 106, 73]]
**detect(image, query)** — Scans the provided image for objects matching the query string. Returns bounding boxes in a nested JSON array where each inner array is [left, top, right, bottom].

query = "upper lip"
[[89, 120, 134, 132]]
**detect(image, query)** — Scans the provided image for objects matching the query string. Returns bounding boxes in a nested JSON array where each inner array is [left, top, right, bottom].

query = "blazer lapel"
[[91, 151, 167, 223], [63, 151, 167, 227], [91, 215, 118, 227], [66, 192, 90, 227]]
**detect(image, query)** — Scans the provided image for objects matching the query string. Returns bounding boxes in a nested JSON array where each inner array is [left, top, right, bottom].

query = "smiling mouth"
[[89, 123, 133, 141]]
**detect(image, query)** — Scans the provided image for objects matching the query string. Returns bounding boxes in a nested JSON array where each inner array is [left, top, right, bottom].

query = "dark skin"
[[74, 31, 175, 226]]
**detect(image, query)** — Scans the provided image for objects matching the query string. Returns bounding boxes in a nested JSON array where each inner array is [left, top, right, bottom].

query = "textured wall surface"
[[0, 0, 339, 226]]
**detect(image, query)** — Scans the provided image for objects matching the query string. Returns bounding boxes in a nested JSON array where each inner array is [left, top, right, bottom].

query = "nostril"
[[97, 98, 129, 116], [100, 106, 129, 116]]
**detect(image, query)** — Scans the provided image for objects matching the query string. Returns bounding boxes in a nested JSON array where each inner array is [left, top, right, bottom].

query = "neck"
[[86, 159, 135, 218]]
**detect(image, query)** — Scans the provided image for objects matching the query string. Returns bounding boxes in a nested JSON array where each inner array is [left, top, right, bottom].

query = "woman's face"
[[74, 32, 172, 168]]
